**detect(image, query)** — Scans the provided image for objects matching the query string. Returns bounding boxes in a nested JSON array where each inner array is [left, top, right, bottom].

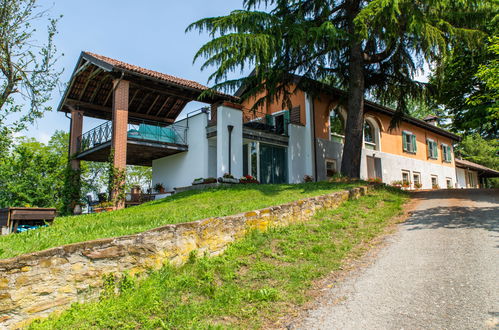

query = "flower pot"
[[94, 206, 115, 213]]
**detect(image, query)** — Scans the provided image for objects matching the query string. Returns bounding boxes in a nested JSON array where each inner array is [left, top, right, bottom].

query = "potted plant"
[[414, 182, 423, 189], [131, 185, 141, 195], [391, 180, 403, 189], [93, 201, 115, 213], [367, 177, 382, 185], [154, 183, 166, 194], [203, 177, 218, 184], [402, 180, 411, 189], [192, 178, 204, 185], [432, 183, 440, 190], [328, 174, 351, 183], [303, 175, 313, 182], [219, 173, 239, 184], [239, 175, 259, 184]]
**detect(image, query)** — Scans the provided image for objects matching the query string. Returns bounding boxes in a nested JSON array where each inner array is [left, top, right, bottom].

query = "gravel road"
[[297, 189, 499, 330]]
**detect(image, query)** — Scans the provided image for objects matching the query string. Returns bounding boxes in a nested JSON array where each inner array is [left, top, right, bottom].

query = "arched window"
[[364, 118, 380, 150], [364, 121, 375, 143], [330, 108, 345, 143]]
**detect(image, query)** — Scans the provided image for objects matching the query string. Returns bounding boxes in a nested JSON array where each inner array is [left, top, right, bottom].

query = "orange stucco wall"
[[369, 111, 455, 167], [241, 87, 455, 167], [313, 94, 341, 140], [240, 85, 307, 125]]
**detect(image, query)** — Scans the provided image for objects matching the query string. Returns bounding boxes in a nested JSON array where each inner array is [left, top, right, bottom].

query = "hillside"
[[0, 182, 361, 259]]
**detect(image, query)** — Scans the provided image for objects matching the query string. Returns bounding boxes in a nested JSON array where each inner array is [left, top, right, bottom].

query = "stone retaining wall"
[[0, 186, 370, 328]]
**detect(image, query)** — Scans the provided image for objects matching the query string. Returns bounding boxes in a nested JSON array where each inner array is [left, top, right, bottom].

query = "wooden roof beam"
[[155, 96, 171, 117], [146, 95, 161, 115], [77, 67, 103, 100], [65, 98, 175, 123]]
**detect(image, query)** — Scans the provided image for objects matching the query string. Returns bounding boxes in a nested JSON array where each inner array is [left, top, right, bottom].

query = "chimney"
[[423, 115, 438, 126]]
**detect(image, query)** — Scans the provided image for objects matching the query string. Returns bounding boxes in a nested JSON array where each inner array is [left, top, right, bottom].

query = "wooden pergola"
[[59, 51, 238, 209]]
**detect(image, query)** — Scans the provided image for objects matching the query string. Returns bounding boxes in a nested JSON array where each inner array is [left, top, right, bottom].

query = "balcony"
[[76, 119, 188, 166], [243, 109, 290, 136]]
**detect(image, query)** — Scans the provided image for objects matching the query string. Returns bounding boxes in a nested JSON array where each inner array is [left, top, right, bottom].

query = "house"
[[455, 159, 499, 188], [59, 52, 496, 209]]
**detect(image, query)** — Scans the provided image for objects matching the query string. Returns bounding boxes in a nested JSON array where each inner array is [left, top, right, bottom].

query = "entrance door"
[[260, 144, 287, 184], [366, 156, 382, 180]]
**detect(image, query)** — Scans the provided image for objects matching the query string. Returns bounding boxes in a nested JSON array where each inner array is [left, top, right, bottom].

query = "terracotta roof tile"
[[83, 51, 234, 98], [455, 159, 499, 176]]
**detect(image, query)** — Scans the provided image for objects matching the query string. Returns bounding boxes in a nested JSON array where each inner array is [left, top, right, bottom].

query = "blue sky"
[[24, 0, 247, 143]]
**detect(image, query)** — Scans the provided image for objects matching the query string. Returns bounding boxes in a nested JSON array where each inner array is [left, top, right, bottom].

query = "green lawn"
[[0, 182, 362, 259], [29, 186, 408, 329]]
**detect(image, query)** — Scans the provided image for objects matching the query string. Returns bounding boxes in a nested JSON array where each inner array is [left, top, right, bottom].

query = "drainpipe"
[[228, 125, 234, 174], [311, 96, 318, 182]]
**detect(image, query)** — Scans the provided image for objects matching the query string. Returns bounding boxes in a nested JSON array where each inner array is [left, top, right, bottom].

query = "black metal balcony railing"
[[243, 109, 290, 136], [77, 119, 188, 154]]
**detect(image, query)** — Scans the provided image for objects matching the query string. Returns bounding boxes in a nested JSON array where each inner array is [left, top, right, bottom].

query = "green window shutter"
[[265, 114, 273, 126], [402, 132, 408, 151], [444, 145, 451, 162], [284, 110, 290, 135], [433, 141, 438, 159], [411, 134, 417, 153]]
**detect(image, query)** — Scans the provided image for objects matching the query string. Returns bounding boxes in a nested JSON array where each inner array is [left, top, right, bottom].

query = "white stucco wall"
[[456, 167, 467, 188], [364, 148, 457, 189], [315, 138, 457, 189], [287, 124, 309, 183], [152, 113, 209, 191], [216, 105, 243, 178]]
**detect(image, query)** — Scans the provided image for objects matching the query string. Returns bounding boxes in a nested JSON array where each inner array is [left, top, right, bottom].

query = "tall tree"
[[455, 134, 499, 187], [188, 0, 488, 178], [429, 8, 498, 138], [0, 131, 68, 209], [0, 0, 61, 134]]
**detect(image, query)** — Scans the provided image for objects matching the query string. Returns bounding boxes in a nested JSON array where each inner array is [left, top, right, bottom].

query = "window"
[[427, 139, 438, 159], [364, 121, 376, 150], [266, 111, 289, 135], [413, 172, 421, 188], [402, 131, 417, 153], [442, 144, 452, 163], [330, 108, 345, 143], [402, 171, 411, 186], [250, 142, 258, 178], [431, 175, 439, 189], [326, 159, 337, 178], [446, 178, 452, 189]]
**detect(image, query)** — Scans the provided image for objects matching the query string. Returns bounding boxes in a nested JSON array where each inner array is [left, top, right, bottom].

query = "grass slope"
[[30, 187, 408, 329], [0, 182, 361, 259]]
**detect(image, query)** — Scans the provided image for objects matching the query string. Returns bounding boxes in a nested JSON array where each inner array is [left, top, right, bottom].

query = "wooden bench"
[[0, 207, 56, 235]]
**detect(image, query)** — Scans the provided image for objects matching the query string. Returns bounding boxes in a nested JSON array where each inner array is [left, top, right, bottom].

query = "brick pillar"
[[111, 79, 129, 209], [69, 108, 84, 170]]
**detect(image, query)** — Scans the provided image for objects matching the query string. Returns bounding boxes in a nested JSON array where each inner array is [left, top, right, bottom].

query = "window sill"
[[403, 150, 417, 155]]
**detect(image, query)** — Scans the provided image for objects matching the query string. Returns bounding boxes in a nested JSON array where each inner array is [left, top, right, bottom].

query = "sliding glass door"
[[243, 142, 287, 184], [259, 143, 287, 184]]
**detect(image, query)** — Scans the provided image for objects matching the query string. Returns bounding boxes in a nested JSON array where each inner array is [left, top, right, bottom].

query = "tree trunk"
[[340, 42, 365, 178]]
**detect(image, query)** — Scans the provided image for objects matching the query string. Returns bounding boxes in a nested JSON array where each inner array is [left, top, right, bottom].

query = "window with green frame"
[[402, 131, 417, 153], [427, 139, 438, 159], [442, 144, 452, 162]]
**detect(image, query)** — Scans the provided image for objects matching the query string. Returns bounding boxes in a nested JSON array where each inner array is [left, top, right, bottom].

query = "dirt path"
[[295, 189, 499, 330]]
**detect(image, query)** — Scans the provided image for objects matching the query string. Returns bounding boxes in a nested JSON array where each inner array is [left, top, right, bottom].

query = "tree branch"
[[363, 43, 398, 64]]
